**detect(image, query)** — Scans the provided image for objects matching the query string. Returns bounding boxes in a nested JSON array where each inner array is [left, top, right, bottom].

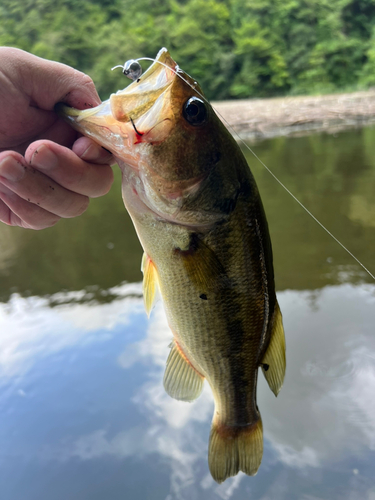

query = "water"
[[0, 127, 375, 500]]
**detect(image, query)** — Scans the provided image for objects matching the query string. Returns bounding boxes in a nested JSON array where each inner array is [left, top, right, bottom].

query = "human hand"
[[0, 47, 114, 229]]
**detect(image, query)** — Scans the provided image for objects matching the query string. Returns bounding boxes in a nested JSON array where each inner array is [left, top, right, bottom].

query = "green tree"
[[1, 0, 375, 100]]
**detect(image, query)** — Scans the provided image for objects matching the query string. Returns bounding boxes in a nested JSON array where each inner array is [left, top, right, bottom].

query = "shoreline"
[[212, 90, 375, 141]]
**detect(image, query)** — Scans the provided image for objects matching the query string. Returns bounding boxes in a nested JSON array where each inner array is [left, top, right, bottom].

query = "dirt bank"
[[212, 90, 375, 141]]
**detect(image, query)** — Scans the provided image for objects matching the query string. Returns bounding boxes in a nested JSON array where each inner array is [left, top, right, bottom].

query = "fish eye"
[[183, 97, 207, 126]]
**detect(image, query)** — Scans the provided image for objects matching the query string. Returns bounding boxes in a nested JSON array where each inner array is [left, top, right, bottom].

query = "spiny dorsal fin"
[[163, 340, 204, 402], [261, 302, 286, 396], [141, 253, 158, 317]]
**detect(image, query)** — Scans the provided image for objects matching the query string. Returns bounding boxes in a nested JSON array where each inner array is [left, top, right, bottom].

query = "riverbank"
[[212, 90, 375, 141]]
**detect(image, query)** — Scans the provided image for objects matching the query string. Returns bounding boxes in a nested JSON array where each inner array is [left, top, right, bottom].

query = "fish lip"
[[55, 101, 110, 123], [55, 47, 178, 150], [57, 49, 217, 228]]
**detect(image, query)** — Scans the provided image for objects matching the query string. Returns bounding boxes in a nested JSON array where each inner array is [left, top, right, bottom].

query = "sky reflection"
[[1, 282, 375, 499], [0, 283, 143, 381]]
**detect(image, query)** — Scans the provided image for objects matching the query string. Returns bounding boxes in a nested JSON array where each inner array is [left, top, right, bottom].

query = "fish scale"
[[137, 195, 269, 424], [57, 47, 286, 483]]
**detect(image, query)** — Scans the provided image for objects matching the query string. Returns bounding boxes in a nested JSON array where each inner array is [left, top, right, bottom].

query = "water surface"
[[0, 127, 375, 500]]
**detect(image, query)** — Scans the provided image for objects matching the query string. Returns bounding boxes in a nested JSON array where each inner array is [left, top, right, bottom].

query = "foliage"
[[1, 0, 375, 100]]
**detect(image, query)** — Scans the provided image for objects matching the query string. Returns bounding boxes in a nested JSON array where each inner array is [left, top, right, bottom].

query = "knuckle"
[[72, 70, 98, 101], [74, 70, 94, 88]]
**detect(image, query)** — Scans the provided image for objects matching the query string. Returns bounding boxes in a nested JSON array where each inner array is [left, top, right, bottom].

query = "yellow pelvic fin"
[[208, 417, 263, 484], [163, 340, 204, 402], [175, 234, 226, 293], [141, 253, 158, 317], [261, 301, 286, 396]]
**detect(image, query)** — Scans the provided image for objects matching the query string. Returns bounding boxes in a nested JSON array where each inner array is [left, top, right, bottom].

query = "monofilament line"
[[116, 56, 375, 282], [226, 128, 375, 281], [237, 146, 375, 281]]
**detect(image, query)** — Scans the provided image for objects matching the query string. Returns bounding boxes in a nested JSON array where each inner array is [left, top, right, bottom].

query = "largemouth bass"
[[57, 48, 286, 483]]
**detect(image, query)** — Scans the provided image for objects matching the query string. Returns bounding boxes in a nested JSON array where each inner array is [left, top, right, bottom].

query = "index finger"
[[25, 140, 114, 198]]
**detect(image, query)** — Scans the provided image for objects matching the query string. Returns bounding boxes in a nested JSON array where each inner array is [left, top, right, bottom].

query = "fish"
[[56, 48, 286, 483]]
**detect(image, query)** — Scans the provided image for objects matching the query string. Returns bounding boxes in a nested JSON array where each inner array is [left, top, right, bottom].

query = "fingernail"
[[0, 156, 26, 182], [31, 145, 58, 169], [80, 143, 100, 160]]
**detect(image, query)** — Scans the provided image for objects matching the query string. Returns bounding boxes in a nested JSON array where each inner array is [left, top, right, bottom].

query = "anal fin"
[[261, 301, 286, 396], [141, 253, 159, 317], [163, 340, 204, 402]]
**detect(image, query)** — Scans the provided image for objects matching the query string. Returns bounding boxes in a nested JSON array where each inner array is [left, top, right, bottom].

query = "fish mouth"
[[56, 48, 215, 226], [55, 48, 178, 165]]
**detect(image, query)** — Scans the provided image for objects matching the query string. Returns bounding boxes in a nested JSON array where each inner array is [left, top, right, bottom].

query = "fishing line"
[[112, 56, 375, 281]]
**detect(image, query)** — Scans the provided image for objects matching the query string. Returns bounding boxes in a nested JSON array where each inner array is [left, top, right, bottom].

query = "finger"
[[0, 47, 101, 111], [0, 183, 60, 230], [0, 153, 89, 218], [72, 136, 115, 165], [0, 197, 20, 226], [34, 118, 79, 150], [5, 119, 80, 156], [0, 195, 23, 227], [25, 140, 114, 198]]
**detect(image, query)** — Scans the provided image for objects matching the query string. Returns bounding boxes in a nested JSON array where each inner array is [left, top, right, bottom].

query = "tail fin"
[[208, 417, 263, 483]]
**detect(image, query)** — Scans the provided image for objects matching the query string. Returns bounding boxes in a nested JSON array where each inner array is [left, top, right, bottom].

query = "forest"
[[1, 0, 375, 101]]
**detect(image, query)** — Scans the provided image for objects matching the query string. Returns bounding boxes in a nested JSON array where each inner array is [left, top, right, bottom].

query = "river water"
[[0, 127, 374, 500]]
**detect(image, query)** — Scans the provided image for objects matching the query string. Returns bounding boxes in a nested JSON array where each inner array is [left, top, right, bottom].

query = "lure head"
[[57, 48, 240, 225], [120, 59, 143, 80]]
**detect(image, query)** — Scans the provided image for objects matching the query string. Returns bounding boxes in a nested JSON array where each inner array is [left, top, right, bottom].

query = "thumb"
[[0, 47, 101, 111]]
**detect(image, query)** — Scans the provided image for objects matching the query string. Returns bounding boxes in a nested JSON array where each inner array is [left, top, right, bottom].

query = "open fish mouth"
[[55, 48, 179, 165], [56, 48, 215, 225]]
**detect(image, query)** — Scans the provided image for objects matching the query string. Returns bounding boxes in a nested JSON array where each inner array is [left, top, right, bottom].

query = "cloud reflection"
[[1, 283, 375, 498], [0, 283, 143, 380], [115, 284, 375, 473], [261, 285, 375, 469], [69, 284, 375, 496]]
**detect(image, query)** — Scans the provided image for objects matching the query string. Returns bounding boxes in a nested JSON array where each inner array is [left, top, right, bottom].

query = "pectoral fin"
[[174, 233, 227, 292], [141, 253, 159, 317], [261, 302, 286, 396], [163, 340, 204, 402]]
